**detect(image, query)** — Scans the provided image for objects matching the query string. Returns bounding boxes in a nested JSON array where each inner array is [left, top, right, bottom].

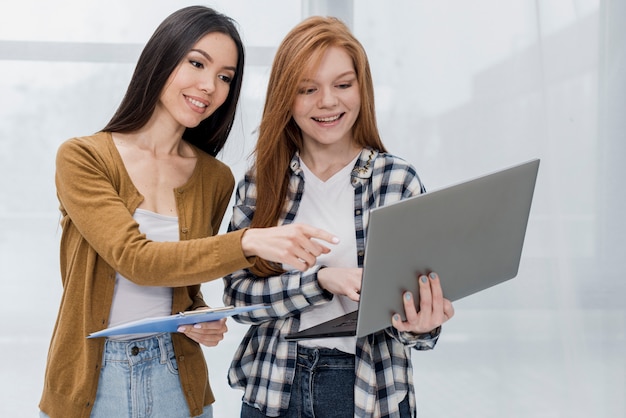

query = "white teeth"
[[314, 114, 341, 122], [187, 97, 207, 108]]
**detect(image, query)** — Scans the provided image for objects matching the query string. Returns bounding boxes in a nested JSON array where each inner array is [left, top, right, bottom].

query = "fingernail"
[[405, 292, 412, 301], [332, 236, 340, 244], [194, 324, 202, 329], [420, 275, 428, 283], [429, 272, 437, 280], [393, 314, 401, 322], [177, 327, 186, 333]]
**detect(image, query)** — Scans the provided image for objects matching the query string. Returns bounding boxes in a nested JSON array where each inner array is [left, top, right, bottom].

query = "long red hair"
[[250, 16, 387, 276]]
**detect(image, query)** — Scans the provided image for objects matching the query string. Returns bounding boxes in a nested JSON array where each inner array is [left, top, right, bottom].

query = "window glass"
[[0, 0, 300, 45]]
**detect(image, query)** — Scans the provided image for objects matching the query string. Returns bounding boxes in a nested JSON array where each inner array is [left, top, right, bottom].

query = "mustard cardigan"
[[39, 131, 253, 417]]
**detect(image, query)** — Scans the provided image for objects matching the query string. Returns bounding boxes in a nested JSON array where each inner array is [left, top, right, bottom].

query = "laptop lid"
[[284, 158, 540, 341]]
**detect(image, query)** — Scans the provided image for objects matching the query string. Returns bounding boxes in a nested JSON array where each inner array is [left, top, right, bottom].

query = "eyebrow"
[[189, 48, 237, 72], [300, 70, 357, 83]]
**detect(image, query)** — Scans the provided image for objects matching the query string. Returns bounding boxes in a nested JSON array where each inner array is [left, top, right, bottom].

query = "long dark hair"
[[102, 6, 245, 156]]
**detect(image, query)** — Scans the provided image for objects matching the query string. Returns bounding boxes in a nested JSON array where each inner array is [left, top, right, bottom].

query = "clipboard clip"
[[178, 305, 234, 316]]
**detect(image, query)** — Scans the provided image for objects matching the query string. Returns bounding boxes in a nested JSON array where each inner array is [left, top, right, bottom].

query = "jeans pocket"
[[164, 351, 180, 375]]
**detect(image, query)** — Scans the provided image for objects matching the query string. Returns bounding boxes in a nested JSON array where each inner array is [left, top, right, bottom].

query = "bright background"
[[0, 1, 624, 417]]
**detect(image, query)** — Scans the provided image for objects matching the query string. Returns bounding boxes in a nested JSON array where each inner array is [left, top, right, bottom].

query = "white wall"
[[0, 1, 623, 417]]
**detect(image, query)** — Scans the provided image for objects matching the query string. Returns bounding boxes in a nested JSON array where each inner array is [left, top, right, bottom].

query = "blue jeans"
[[241, 346, 410, 417], [42, 333, 212, 418]]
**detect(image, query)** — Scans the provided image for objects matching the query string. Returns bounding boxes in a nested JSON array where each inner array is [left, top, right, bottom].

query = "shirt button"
[[355, 209, 362, 216], [181, 227, 189, 234]]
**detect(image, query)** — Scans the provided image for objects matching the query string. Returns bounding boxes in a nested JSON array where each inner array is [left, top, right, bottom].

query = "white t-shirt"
[[294, 156, 359, 354], [107, 208, 177, 340]]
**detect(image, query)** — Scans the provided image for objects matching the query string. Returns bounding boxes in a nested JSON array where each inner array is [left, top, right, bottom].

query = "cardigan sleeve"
[[55, 136, 253, 287]]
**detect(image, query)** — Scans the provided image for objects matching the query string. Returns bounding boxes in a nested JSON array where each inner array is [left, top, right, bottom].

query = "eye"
[[298, 86, 317, 95], [189, 59, 204, 69], [218, 74, 233, 84], [337, 82, 353, 89]]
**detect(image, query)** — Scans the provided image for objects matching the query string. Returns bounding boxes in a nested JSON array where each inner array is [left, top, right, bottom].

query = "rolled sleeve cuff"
[[400, 325, 441, 349]]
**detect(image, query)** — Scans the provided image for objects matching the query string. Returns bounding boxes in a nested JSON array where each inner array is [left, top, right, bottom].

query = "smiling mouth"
[[186, 96, 207, 108], [312, 113, 343, 123]]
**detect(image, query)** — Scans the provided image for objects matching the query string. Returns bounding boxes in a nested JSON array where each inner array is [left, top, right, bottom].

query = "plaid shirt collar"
[[288, 147, 378, 179]]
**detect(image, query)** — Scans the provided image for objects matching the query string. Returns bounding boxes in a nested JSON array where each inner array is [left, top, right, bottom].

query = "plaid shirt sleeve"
[[222, 174, 334, 324]]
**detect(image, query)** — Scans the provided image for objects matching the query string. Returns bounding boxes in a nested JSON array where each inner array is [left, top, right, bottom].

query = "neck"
[[119, 113, 189, 158], [300, 143, 361, 181]]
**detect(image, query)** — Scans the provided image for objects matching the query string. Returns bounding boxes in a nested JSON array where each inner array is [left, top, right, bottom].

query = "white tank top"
[[107, 208, 178, 340]]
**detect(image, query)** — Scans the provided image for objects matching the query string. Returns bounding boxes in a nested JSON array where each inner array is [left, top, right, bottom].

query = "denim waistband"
[[296, 345, 355, 369], [102, 333, 173, 365]]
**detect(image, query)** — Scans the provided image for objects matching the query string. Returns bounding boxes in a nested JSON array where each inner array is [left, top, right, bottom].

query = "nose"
[[318, 86, 338, 108], [200, 75, 216, 95]]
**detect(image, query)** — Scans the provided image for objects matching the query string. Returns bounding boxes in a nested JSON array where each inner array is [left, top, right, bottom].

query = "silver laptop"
[[285, 158, 540, 341]]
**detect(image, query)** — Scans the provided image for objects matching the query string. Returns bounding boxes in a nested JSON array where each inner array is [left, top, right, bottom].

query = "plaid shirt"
[[223, 148, 440, 417]]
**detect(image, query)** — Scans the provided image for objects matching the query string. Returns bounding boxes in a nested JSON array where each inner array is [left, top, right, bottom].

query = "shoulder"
[[371, 150, 426, 196], [371, 151, 421, 182], [192, 145, 235, 182], [58, 131, 111, 153], [56, 131, 116, 168], [236, 170, 257, 196], [229, 172, 258, 229], [373, 151, 417, 172], [230, 171, 258, 208]]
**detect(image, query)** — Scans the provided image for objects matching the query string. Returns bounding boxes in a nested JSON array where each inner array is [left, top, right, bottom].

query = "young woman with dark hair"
[[39, 7, 337, 418]]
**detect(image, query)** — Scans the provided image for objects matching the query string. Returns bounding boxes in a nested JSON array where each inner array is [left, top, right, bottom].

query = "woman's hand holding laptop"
[[391, 271, 455, 336], [316, 267, 454, 337]]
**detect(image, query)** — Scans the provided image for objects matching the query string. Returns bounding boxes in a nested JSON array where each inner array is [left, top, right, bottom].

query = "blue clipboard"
[[88, 304, 267, 338]]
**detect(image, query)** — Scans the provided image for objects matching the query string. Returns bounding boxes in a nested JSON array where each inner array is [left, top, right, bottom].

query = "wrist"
[[240, 228, 256, 257], [314, 266, 334, 299], [402, 326, 441, 341]]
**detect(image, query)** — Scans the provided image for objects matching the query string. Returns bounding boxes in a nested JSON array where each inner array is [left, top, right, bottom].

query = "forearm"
[[223, 265, 332, 324]]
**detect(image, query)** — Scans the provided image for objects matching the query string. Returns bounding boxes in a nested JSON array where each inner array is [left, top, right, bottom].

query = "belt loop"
[[311, 347, 320, 368], [157, 333, 169, 363]]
